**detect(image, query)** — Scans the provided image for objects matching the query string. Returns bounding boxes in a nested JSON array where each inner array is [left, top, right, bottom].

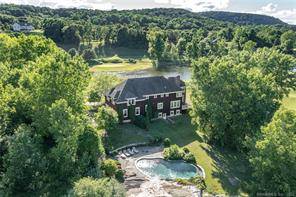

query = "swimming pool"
[[136, 158, 204, 180]]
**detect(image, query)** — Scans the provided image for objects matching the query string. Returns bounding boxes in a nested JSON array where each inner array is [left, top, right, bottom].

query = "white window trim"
[[158, 112, 162, 118], [135, 107, 140, 116], [176, 92, 182, 98], [123, 109, 128, 118], [157, 102, 163, 110], [170, 100, 180, 109], [170, 111, 174, 116], [176, 109, 181, 115]]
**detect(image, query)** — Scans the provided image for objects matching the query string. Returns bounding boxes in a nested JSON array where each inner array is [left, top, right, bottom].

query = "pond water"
[[111, 66, 191, 81], [136, 158, 203, 180]]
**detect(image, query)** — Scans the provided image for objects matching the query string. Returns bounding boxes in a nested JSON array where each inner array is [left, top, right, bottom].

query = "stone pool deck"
[[116, 146, 201, 197]]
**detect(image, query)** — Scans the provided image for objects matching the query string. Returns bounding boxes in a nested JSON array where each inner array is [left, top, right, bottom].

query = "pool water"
[[136, 158, 203, 180]]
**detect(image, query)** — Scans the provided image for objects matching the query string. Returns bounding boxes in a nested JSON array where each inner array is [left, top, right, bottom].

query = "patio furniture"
[[132, 147, 139, 153], [123, 149, 130, 157], [127, 148, 134, 155]]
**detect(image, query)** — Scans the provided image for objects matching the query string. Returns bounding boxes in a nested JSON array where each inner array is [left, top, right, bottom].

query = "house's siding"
[[106, 90, 186, 122]]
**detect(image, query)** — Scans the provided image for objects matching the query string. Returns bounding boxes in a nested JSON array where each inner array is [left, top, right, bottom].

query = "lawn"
[[89, 58, 153, 73], [109, 115, 251, 196], [282, 91, 296, 111]]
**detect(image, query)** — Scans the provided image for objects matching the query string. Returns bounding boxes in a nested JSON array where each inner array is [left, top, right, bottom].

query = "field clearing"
[[89, 58, 153, 72], [282, 91, 296, 110]]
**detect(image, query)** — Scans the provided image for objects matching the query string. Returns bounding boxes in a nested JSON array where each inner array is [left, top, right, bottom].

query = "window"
[[176, 92, 182, 98], [123, 109, 128, 118], [154, 95, 157, 99], [128, 99, 136, 106], [135, 107, 140, 116], [170, 100, 180, 109], [161, 94, 164, 98], [170, 111, 174, 116], [165, 93, 169, 97], [158, 112, 162, 118], [157, 102, 163, 110], [176, 110, 181, 115]]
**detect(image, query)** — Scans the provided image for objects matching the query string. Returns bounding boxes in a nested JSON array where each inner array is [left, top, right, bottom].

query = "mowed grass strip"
[[89, 58, 152, 72]]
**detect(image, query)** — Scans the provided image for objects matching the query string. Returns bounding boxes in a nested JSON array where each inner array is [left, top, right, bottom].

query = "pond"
[[110, 66, 191, 81], [136, 158, 203, 180]]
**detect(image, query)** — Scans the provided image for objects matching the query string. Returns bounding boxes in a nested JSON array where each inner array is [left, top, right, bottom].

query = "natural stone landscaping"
[[115, 146, 202, 197]]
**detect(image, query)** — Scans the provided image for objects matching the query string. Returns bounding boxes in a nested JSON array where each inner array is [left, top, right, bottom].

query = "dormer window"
[[127, 98, 136, 105], [176, 92, 182, 98]]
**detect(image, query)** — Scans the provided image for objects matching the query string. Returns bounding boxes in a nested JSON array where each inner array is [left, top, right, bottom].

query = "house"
[[105, 76, 188, 123], [12, 22, 34, 32]]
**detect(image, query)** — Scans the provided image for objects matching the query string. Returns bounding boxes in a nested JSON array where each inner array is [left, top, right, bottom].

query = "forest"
[[0, 3, 296, 197]]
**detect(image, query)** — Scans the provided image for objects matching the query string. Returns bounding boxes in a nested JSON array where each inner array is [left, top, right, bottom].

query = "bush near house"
[[163, 144, 196, 163]]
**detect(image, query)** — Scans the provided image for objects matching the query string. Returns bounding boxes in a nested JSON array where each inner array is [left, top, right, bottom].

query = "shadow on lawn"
[[201, 145, 252, 195]]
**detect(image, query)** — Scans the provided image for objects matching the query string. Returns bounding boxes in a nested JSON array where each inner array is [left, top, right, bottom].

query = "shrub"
[[134, 115, 148, 129], [101, 55, 123, 63], [126, 58, 137, 64], [68, 48, 78, 57], [183, 152, 196, 164], [163, 138, 171, 147], [95, 106, 118, 132], [101, 159, 118, 177], [82, 48, 97, 61], [183, 147, 190, 154], [88, 59, 103, 66], [189, 176, 206, 190], [163, 144, 184, 160], [72, 177, 125, 197], [115, 169, 125, 183]]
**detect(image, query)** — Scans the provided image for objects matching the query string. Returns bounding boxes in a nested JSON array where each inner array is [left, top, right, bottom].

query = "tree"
[[43, 19, 65, 43], [147, 30, 165, 62], [249, 109, 296, 194], [191, 53, 281, 149], [250, 48, 296, 96], [87, 74, 121, 102], [82, 48, 97, 62], [95, 106, 118, 131], [68, 48, 78, 57], [72, 177, 125, 197], [1, 126, 44, 195], [62, 25, 81, 46], [280, 30, 296, 55]]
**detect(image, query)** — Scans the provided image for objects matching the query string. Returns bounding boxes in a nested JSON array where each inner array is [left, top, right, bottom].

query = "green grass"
[[282, 91, 296, 111], [109, 115, 251, 196], [89, 58, 152, 72]]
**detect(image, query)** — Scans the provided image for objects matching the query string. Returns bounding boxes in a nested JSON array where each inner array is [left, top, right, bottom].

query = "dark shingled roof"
[[107, 76, 185, 102]]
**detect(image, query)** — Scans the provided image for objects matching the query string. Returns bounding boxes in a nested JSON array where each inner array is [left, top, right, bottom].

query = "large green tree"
[[249, 109, 296, 194], [0, 34, 104, 195], [191, 51, 281, 149]]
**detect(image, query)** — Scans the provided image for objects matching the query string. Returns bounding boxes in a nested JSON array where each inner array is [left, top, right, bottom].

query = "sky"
[[0, 0, 295, 24]]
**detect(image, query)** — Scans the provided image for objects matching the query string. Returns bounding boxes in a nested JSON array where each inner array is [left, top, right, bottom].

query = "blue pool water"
[[136, 158, 202, 180]]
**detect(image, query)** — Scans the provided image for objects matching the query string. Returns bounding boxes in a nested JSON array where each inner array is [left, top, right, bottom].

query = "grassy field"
[[109, 115, 251, 196], [282, 91, 296, 111], [89, 58, 153, 72]]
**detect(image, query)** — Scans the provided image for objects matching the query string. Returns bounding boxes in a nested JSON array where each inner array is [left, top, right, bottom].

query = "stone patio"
[[115, 146, 201, 197]]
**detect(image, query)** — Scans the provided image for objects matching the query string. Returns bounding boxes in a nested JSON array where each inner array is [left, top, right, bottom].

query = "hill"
[[198, 11, 286, 25]]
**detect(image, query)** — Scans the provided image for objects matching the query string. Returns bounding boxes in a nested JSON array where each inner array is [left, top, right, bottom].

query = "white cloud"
[[154, 0, 230, 11], [0, 0, 115, 10], [257, 3, 296, 24]]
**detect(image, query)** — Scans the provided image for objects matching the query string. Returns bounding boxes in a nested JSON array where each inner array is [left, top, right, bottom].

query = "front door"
[[163, 113, 166, 119]]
